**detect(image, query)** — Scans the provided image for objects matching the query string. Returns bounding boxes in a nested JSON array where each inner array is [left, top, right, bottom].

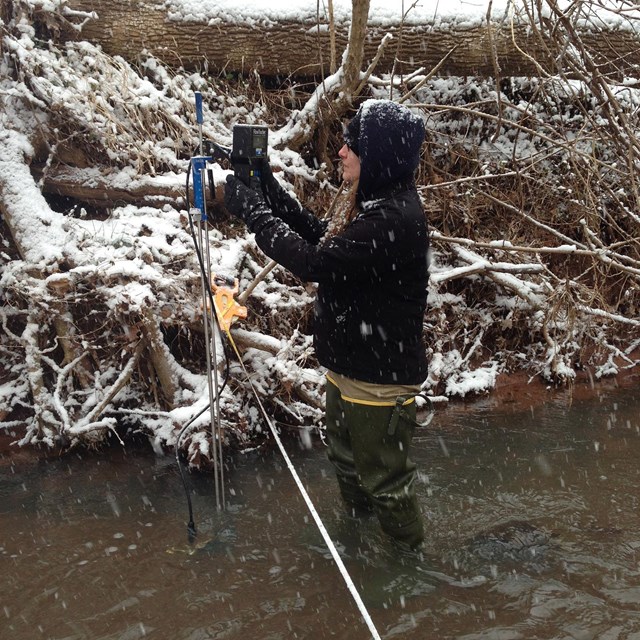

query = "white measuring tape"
[[225, 334, 382, 640]]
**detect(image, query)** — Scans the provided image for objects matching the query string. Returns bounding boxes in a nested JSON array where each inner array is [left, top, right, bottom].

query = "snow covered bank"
[[1, 1, 639, 465]]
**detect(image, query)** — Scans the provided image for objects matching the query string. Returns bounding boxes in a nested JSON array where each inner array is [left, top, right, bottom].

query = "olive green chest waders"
[[325, 377, 424, 549]]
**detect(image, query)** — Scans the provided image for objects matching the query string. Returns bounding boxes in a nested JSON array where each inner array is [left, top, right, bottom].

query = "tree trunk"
[[63, 0, 640, 78], [342, 0, 371, 93]]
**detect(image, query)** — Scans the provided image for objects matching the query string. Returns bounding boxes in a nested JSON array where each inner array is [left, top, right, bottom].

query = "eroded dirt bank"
[[2, 358, 638, 467]]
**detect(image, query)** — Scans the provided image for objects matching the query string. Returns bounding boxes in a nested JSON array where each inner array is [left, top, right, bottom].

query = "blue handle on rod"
[[195, 91, 203, 125], [191, 156, 208, 222]]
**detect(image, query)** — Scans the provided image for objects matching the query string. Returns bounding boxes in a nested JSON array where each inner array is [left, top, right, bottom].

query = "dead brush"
[[541, 276, 613, 375], [15, 39, 197, 174], [74, 52, 195, 174]]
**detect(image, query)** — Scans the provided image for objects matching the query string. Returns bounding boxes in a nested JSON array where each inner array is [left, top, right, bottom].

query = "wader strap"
[[387, 393, 435, 435]]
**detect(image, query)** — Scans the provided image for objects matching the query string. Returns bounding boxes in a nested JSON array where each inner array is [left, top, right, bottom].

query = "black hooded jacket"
[[251, 100, 429, 385]]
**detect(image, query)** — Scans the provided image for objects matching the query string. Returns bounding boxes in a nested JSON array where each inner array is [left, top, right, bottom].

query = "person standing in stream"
[[224, 99, 429, 550]]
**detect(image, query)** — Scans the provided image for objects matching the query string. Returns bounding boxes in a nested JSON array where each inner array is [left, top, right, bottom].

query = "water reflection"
[[2, 386, 640, 639]]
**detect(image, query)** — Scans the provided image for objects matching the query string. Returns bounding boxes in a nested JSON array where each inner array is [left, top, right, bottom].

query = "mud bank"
[[2, 361, 638, 465]]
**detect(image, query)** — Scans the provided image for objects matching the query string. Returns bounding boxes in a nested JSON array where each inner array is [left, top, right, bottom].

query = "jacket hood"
[[344, 99, 425, 202]]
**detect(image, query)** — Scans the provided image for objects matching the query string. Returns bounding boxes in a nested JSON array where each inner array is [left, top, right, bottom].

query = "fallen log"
[[36, 165, 230, 215], [37, 165, 186, 209], [63, 0, 640, 79]]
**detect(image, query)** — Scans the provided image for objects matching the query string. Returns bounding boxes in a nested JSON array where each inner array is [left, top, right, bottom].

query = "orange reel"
[[210, 274, 247, 333]]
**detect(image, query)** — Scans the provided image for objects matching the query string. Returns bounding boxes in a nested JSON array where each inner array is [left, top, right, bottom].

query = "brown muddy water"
[[2, 385, 640, 640]]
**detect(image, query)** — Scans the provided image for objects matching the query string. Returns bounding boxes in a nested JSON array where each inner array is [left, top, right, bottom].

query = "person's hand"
[[260, 162, 285, 204], [224, 174, 271, 232], [260, 163, 303, 216]]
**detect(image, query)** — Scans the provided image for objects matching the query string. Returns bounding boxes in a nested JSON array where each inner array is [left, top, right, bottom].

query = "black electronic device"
[[203, 124, 268, 187], [230, 124, 268, 185]]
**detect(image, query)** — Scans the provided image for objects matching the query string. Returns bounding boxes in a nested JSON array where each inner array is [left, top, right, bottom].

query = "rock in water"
[[467, 520, 554, 573]]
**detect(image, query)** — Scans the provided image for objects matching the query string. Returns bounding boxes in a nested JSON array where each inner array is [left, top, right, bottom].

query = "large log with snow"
[[36, 166, 186, 209], [65, 0, 640, 79]]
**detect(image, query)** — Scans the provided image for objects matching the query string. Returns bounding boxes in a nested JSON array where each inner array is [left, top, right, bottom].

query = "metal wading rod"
[[196, 197, 221, 510], [202, 186, 225, 510], [224, 334, 382, 640], [193, 91, 224, 510], [180, 158, 234, 535]]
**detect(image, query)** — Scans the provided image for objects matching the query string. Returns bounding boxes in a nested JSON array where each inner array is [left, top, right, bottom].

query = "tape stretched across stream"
[[226, 333, 383, 640]]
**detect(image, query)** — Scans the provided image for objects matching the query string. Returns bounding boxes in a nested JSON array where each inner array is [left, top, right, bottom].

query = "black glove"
[[224, 174, 272, 232], [260, 163, 303, 216]]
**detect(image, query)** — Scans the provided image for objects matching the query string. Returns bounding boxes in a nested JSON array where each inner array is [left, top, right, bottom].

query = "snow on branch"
[[0, 129, 70, 265]]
